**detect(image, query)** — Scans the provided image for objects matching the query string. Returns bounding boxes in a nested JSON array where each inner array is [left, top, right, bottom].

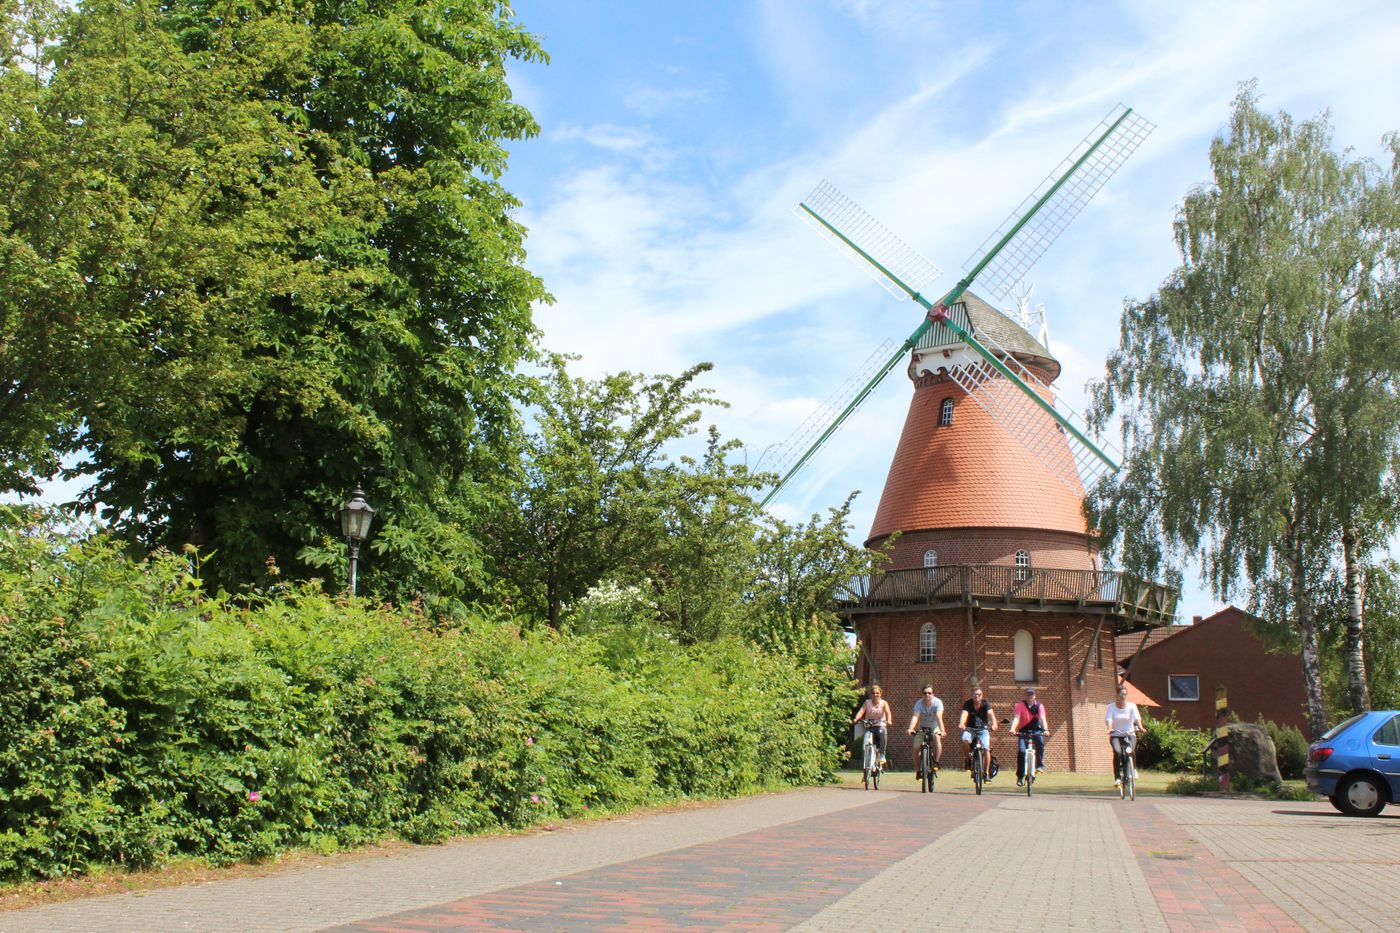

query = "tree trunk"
[[1341, 528, 1370, 713], [1287, 529, 1329, 739]]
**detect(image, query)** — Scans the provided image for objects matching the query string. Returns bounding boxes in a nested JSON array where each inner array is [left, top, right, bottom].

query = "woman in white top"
[[1105, 683, 1144, 786], [853, 684, 893, 766]]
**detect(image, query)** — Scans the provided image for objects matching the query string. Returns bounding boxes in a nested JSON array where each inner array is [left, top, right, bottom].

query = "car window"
[[1321, 713, 1368, 741], [1373, 716, 1400, 747]]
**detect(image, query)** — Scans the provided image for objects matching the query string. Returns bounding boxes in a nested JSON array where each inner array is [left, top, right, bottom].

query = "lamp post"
[[339, 485, 375, 596]]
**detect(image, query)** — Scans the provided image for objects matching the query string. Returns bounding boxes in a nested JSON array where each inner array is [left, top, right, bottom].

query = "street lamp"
[[339, 485, 375, 596]]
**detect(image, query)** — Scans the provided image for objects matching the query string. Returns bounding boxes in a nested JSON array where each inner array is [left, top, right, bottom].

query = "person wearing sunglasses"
[[906, 685, 946, 779], [958, 687, 996, 778]]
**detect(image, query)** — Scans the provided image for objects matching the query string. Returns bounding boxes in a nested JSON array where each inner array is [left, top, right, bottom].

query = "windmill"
[[758, 104, 1154, 506]]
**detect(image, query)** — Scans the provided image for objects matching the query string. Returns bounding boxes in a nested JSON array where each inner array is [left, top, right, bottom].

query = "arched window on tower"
[[919, 623, 937, 663], [1014, 629, 1035, 682], [923, 549, 938, 580], [939, 397, 954, 427], [1014, 548, 1031, 583]]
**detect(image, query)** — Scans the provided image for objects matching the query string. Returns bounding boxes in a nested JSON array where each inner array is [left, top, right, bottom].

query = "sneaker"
[[1016, 776, 1024, 786], [1115, 778, 1122, 788], [1131, 767, 1139, 779], [932, 764, 940, 774], [1036, 766, 1045, 773], [915, 768, 923, 779]]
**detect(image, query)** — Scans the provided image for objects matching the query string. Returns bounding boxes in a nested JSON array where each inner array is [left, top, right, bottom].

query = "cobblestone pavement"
[[4, 783, 1398, 933]]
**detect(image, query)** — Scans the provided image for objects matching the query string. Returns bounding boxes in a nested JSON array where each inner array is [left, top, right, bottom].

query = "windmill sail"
[[964, 105, 1156, 307], [754, 337, 899, 480], [796, 181, 943, 301], [761, 103, 1154, 506]]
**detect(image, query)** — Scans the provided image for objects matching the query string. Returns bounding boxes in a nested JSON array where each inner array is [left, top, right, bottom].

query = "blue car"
[[1306, 710, 1400, 817]]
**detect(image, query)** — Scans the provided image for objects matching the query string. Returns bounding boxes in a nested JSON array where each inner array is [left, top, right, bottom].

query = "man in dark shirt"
[[958, 687, 996, 778]]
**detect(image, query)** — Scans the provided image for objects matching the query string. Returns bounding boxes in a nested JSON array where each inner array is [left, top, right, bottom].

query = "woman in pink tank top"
[[852, 684, 892, 764]]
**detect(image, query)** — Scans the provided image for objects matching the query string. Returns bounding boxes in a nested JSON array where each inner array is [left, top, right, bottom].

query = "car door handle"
[[1379, 754, 1392, 760]]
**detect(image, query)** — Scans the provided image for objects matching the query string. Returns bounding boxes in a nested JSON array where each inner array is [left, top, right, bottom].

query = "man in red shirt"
[[1008, 687, 1049, 786]]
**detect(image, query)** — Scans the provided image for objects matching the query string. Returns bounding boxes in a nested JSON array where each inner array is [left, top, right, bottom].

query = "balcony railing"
[[835, 565, 1177, 627]]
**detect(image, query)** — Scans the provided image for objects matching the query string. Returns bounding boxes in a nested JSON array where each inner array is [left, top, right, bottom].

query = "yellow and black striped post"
[[1215, 685, 1230, 792]]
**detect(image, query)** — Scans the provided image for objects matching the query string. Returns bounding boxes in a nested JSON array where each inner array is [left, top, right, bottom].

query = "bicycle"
[[915, 727, 941, 793], [965, 727, 991, 795], [859, 719, 884, 790], [1012, 723, 1047, 797], [1112, 731, 1141, 801]]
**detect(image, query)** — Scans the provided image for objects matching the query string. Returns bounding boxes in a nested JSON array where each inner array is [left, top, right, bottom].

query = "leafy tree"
[[1088, 86, 1400, 736], [0, 0, 547, 596], [1318, 560, 1400, 715], [745, 495, 874, 659], [1307, 288, 1400, 711], [488, 357, 737, 628], [643, 428, 764, 643]]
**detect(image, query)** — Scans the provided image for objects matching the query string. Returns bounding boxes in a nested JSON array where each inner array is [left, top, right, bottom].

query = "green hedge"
[[1135, 711, 1209, 773], [0, 518, 855, 882]]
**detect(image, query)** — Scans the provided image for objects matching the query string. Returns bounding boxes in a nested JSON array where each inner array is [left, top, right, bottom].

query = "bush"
[[1167, 774, 1315, 801], [1165, 774, 1217, 795], [0, 515, 855, 882], [1135, 711, 1209, 773], [1258, 719, 1308, 780]]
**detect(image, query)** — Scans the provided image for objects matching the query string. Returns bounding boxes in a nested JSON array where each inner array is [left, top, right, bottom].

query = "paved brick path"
[[333, 794, 996, 932], [4, 784, 1398, 932], [1116, 799, 1303, 932]]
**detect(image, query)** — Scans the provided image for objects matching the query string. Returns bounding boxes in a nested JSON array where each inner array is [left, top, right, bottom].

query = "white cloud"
[[516, 0, 1400, 607], [552, 122, 662, 154], [623, 85, 711, 116]]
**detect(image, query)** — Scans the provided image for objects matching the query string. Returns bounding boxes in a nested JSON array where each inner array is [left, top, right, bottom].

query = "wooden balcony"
[[835, 564, 1177, 628]]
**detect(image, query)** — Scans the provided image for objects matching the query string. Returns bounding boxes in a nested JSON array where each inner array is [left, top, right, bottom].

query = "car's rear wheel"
[[1335, 774, 1387, 817]]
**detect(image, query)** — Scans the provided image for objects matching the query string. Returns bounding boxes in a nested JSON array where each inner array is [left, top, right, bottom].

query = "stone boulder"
[[1212, 722, 1283, 788]]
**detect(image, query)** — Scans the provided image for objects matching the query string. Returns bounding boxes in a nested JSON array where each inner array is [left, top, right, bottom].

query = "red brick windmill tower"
[[758, 106, 1175, 772]]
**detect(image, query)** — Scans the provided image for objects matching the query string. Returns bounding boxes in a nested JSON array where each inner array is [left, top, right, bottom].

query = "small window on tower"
[[923, 549, 938, 579], [939, 398, 954, 427], [1014, 549, 1031, 582], [919, 623, 937, 663]]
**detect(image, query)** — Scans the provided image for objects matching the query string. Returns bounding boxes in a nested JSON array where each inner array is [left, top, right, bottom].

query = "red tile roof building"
[[1118, 606, 1310, 735], [841, 294, 1175, 773]]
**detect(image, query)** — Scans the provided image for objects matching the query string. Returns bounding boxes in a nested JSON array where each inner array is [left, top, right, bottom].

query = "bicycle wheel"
[[1025, 745, 1034, 798], [873, 765, 880, 790], [1127, 754, 1136, 801], [919, 745, 929, 794], [973, 751, 984, 795], [862, 739, 873, 790], [1118, 750, 1128, 800], [924, 746, 936, 793]]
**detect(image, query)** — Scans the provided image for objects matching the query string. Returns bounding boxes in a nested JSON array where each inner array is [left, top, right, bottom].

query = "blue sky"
[[504, 0, 1400, 622]]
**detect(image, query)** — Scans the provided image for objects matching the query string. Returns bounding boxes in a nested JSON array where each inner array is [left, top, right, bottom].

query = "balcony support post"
[[966, 604, 979, 687], [1076, 614, 1107, 689]]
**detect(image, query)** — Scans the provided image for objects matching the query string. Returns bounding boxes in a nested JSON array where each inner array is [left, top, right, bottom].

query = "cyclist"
[[1008, 686, 1049, 786], [1105, 683, 1144, 788], [906, 684, 946, 779], [958, 687, 996, 779], [852, 683, 893, 769]]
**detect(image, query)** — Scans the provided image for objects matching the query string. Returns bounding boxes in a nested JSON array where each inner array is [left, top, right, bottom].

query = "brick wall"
[[853, 608, 1120, 774], [1124, 606, 1310, 736], [873, 527, 1097, 573]]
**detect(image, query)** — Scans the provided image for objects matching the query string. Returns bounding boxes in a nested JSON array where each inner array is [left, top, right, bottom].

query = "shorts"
[[961, 728, 990, 747], [912, 729, 943, 750]]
